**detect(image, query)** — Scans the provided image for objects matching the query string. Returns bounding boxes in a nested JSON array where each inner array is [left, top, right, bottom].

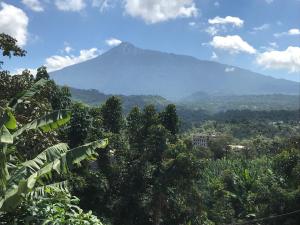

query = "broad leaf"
[[0, 139, 108, 212], [38, 139, 109, 176], [9, 78, 49, 108], [0, 126, 13, 144], [28, 181, 69, 198], [4, 110, 17, 130], [22, 143, 69, 174], [13, 110, 71, 138]]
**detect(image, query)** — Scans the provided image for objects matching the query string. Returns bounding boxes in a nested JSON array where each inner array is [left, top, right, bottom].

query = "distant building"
[[226, 145, 246, 153], [227, 145, 246, 150], [192, 134, 216, 148]]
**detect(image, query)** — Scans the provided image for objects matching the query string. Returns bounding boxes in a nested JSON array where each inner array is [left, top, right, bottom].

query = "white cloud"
[[274, 28, 300, 37], [0, 2, 29, 46], [253, 23, 270, 31], [265, 0, 274, 4], [210, 35, 256, 54], [205, 26, 219, 36], [288, 28, 300, 35], [260, 42, 279, 51], [22, 0, 44, 12], [189, 21, 196, 27], [124, 0, 198, 24], [256, 46, 300, 73], [225, 67, 235, 72], [45, 48, 100, 72], [64, 46, 73, 53], [105, 38, 122, 47], [92, 0, 115, 12], [214, 1, 220, 7], [55, 0, 86, 11], [269, 42, 278, 48], [15, 67, 37, 76], [211, 51, 218, 60], [208, 16, 244, 27]]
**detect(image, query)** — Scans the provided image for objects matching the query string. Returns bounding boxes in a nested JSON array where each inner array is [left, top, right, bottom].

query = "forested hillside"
[[70, 87, 299, 113], [1, 33, 300, 225], [69, 87, 170, 112]]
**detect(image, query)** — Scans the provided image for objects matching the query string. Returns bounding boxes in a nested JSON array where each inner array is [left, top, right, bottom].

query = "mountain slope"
[[69, 87, 170, 112], [51, 42, 299, 99]]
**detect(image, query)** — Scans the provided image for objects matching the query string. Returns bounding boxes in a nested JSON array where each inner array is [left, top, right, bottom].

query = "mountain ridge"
[[51, 42, 299, 100]]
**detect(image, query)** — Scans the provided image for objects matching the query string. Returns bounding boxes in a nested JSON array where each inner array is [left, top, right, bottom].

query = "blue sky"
[[1, 0, 300, 82]]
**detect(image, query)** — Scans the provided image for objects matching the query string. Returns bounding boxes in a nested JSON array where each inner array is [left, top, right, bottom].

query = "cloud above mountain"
[[208, 16, 244, 27], [45, 48, 100, 72], [257, 46, 300, 73], [210, 35, 256, 54], [106, 38, 122, 47], [274, 28, 300, 37], [206, 16, 243, 36], [124, 0, 198, 24]]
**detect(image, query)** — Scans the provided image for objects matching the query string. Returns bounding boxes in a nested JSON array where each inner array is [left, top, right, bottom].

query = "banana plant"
[[0, 79, 109, 212]]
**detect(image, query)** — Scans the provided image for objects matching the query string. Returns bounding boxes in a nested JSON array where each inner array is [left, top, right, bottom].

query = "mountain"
[[51, 42, 299, 100], [69, 87, 170, 112]]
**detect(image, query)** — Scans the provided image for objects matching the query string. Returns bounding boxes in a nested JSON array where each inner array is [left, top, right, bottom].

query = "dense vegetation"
[[182, 92, 299, 112], [69, 87, 170, 112], [70, 86, 299, 113], [1, 33, 300, 225]]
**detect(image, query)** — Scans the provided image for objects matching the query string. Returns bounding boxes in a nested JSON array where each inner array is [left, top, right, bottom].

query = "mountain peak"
[[51, 43, 299, 99], [109, 41, 139, 54], [118, 41, 136, 49]]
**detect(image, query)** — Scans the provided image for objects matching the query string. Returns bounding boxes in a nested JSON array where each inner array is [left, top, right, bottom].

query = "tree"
[[141, 105, 159, 140], [209, 135, 233, 159], [160, 104, 179, 143], [0, 33, 26, 67], [127, 106, 143, 148], [101, 96, 123, 134], [68, 103, 91, 148], [0, 79, 108, 212], [35, 66, 50, 81], [160, 104, 179, 136], [145, 125, 168, 225]]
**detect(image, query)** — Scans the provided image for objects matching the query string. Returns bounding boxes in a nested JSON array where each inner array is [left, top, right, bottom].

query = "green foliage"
[[69, 87, 169, 112], [199, 155, 300, 225], [141, 105, 159, 139], [35, 66, 50, 81], [1, 35, 299, 225], [9, 78, 49, 109], [0, 188, 103, 225], [208, 135, 233, 159], [101, 96, 123, 134], [13, 110, 71, 137], [0, 107, 108, 212], [0, 77, 108, 225], [0, 33, 26, 67], [160, 104, 179, 143], [68, 103, 91, 148], [182, 94, 300, 112], [127, 106, 143, 148]]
